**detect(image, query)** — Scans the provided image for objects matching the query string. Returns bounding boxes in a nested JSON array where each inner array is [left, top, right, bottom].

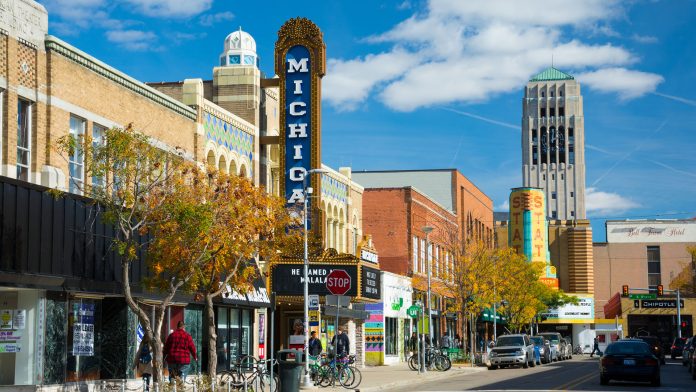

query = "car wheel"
[[600, 375, 609, 385], [650, 376, 660, 387], [487, 365, 497, 370], [523, 356, 529, 369]]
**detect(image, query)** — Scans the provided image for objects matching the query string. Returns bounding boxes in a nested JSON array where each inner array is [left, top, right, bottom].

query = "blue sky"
[[39, 0, 696, 240]]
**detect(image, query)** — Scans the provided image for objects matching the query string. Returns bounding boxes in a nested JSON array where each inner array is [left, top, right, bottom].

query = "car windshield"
[[497, 336, 524, 346], [674, 339, 686, 347], [540, 334, 560, 344], [531, 337, 544, 345], [605, 342, 651, 355]]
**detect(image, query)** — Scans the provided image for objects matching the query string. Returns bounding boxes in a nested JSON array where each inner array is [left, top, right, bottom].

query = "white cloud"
[[632, 34, 658, 44], [123, 0, 213, 18], [577, 68, 664, 99], [496, 200, 509, 211], [323, 49, 420, 111], [586, 187, 639, 215], [323, 0, 658, 111], [106, 29, 157, 51], [199, 11, 234, 26]]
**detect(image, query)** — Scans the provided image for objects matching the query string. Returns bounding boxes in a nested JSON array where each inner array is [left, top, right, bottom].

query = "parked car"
[[599, 339, 660, 386], [538, 332, 565, 361], [670, 337, 687, 359], [488, 334, 536, 370], [531, 336, 552, 364], [562, 338, 573, 360], [684, 337, 695, 368], [636, 336, 665, 365]]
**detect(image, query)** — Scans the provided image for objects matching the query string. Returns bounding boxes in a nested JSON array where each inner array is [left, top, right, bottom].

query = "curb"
[[356, 367, 486, 392]]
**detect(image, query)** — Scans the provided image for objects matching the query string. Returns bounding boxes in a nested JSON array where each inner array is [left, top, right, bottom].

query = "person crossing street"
[[590, 336, 600, 357]]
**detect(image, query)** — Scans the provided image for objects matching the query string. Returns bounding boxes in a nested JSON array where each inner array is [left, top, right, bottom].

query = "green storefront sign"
[[407, 305, 421, 318]]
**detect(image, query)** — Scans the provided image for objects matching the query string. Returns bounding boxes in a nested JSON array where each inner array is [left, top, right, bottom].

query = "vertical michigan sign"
[[509, 187, 558, 288], [276, 18, 326, 230]]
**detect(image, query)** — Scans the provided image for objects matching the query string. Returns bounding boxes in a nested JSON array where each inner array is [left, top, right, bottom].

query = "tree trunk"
[[206, 293, 218, 380], [121, 259, 165, 385]]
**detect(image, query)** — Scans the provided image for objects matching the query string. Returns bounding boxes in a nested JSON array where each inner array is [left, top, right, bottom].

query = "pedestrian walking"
[[133, 335, 153, 391], [309, 331, 323, 356], [331, 327, 350, 356], [590, 336, 600, 357], [408, 332, 418, 352], [441, 331, 452, 349], [163, 321, 198, 382]]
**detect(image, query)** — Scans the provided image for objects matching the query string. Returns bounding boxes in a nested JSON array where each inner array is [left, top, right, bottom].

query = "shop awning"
[[220, 263, 271, 308], [480, 308, 506, 324]]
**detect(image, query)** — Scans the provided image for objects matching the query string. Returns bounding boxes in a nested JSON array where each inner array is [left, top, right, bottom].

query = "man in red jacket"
[[164, 321, 197, 382]]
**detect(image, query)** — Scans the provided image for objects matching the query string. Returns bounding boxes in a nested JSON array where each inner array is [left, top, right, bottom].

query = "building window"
[[540, 108, 546, 118], [551, 173, 555, 180], [541, 91, 545, 98], [550, 107, 555, 117], [551, 192, 556, 200], [571, 211, 575, 217], [647, 246, 661, 291], [542, 174, 546, 181], [561, 173, 564, 180], [551, 211, 557, 219], [17, 99, 32, 181], [559, 107, 565, 117], [550, 90, 554, 98], [570, 191, 574, 197], [559, 90, 563, 97], [434, 246, 439, 277], [385, 317, 398, 356], [420, 238, 426, 274], [92, 124, 106, 188], [413, 236, 419, 273], [69, 116, 86, 194]]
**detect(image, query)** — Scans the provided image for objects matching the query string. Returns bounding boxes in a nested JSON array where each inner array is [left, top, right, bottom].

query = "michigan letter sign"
[[275, 18, 326, 230]]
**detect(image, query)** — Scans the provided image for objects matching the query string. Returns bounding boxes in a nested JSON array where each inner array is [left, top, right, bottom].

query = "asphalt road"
[[388, 356, 696, 391]]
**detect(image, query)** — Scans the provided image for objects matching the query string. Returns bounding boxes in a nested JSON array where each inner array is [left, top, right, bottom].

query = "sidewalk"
[[348, 363, 485, 392]]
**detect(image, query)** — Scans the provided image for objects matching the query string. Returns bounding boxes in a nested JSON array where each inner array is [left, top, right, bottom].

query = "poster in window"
[[72, 303, 95, 356]]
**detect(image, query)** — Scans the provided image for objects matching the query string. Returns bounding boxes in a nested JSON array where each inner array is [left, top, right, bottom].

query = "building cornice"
[[44, 35, 197, 121]]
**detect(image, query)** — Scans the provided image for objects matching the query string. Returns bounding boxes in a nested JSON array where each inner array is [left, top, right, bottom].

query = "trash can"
[[277, 349, 304, 392]]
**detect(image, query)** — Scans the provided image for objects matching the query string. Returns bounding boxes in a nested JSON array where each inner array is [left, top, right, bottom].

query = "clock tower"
[[522, 67, 586, 220], [213, 27, 261, 127]]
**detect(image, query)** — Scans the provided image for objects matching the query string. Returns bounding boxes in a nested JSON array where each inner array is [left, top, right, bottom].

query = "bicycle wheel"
[[318, 364, 334, 387], [346, 366, 362, 389], [259, 372, 280, 392], [337, 366, 353, 388], [439, 355, 452, 371], [408, 355, 420, 371], [219, 370, 243, 389]]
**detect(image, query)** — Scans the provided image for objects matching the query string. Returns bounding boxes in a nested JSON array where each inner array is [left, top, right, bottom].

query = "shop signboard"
[[640, 299, 684, 309], [407, 305, 421, 318], [73, 303, 95, 356], [361, 266, 381, 300], [271, 264, 358, 296], [360, 249, 379, 264]]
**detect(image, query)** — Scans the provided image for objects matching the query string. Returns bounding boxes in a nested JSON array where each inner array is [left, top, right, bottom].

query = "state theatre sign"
[[276, 18, 325, 231]]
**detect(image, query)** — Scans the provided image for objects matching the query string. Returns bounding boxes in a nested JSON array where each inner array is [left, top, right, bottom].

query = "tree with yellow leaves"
[[56, 125, 192, 384], [669, 246, 696, 295], [146, 167, 298, 380]]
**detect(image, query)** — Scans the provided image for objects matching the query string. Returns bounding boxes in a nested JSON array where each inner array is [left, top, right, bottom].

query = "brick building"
[[355, 169, 494, 351]]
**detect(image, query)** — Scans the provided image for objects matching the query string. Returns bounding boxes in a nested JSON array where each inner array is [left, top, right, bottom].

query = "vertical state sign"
[[276, 18, 326, 230], [509, 187, 548, 264]]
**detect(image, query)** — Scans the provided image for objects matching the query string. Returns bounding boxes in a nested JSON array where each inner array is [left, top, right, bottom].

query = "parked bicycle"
[[310, 352, 362, 389], [408, 347, 451, 371]]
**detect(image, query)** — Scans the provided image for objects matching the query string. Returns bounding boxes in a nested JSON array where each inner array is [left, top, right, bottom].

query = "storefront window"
[[242, 309, 251, 357], [217, 307, 255, 370], [385, 317, 398, 356], [44, 294, 68, 384], [66, 298, 102, 382]]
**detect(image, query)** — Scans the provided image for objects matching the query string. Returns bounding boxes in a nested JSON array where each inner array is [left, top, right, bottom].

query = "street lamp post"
[[422, 226, 434, 348], [302, 168, 328, 389]]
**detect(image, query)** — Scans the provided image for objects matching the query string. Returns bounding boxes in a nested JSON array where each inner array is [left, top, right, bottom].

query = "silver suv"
[[488, 334, 536, 369]]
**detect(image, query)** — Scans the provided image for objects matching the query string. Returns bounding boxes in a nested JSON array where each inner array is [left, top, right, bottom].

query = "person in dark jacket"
[[331, 328, 350, 356], [309, 331, 323, 356]]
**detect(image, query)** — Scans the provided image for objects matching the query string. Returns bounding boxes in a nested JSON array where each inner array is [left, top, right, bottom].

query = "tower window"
[[551, 173, 555, 180], [542, 174, 546, 181], [551, 192, 556, 200], [541, 91, 545, 98], [570, 191, 574, 197], [550, 107, 555, 117], [532, 129, 538, 144], [571, 211, 575, 217], [551, 211, 557, 219], [540, 108, 546, 118], [550, 90, 554, 97], [559, 107, 565, 117], [561, 173, 564, 180], [559, 90, 563, 97]]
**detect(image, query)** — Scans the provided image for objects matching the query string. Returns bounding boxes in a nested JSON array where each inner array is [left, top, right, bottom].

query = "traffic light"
[[682, 321, 687, 328], [657, 285, 664, 296], [622, 285, 629, 297]]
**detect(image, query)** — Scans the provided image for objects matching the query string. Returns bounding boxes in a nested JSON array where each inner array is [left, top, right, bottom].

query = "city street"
[[387, 357, 695, 391]]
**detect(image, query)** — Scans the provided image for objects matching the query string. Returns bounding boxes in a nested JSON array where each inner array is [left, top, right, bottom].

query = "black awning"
[[220, 263, 271, 308]]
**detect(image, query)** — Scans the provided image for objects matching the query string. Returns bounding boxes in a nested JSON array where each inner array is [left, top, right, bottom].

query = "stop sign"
[[326, 269, 351, 295]]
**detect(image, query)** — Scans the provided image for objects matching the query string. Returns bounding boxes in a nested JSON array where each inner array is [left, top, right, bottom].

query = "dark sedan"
[[670, 337, 687, 358], [600, 339, 660, 386], [637, 336, 665, 364]]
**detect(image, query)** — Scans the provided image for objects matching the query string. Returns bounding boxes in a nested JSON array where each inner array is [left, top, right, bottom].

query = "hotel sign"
[[606, 221, 696, 243], [275, 18, 326, 230]]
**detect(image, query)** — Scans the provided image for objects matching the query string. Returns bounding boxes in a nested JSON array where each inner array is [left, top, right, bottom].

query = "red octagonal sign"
[[326, 269, 351, 295]]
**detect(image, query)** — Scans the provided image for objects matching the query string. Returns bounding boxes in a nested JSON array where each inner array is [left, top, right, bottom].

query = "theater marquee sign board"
[[276, 18, 326, 230]]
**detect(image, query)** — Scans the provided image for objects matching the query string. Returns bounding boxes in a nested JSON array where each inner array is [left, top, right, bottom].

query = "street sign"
[[308, 295, 320, 310], [326, 295, 351, 307], [326, 269, 351, 295], [324, 305, 369, 320], [629, 294, 656, 300], [407, 305, 421, 318]]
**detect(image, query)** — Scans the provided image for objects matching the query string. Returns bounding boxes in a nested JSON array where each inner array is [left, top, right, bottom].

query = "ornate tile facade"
[[321, 174, 348, 204], [204, 111, 254, 162]]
